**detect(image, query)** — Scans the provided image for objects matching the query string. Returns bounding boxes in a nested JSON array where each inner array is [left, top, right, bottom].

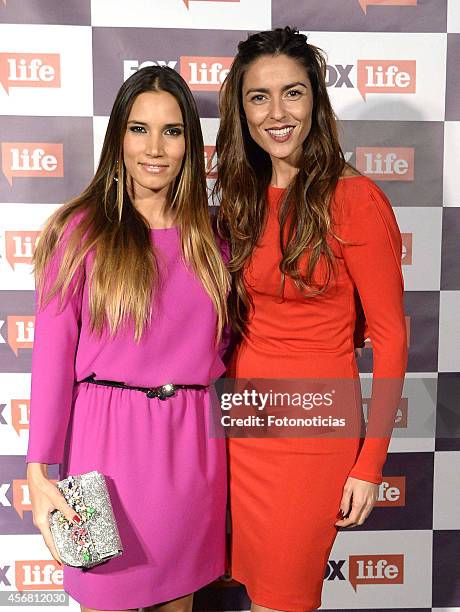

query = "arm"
[[337, 178, 408, 485], [26, 222, 84, 466]]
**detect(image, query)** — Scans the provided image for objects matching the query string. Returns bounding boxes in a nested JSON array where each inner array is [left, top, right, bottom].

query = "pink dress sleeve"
[[26, 221, 84, 465], [336, 178, 408, 484]]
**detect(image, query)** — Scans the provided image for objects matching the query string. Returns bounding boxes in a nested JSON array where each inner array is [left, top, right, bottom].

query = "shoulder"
[[42, 202, 89, 244], [335, 173, 386, 200], [332, 176, 402, 254], [38, 205, 91, 275], [45, 206, 94, 263], [340, 164, 362, 179], [59, 207, 89, 239], [332, 175, 394, 226]]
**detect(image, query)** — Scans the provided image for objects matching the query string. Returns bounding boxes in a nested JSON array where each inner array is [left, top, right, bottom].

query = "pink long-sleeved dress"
[[26, 223, 227, 610]]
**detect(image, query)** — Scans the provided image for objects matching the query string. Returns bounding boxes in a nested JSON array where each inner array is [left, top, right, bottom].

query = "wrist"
[[27, 462, 49, 482]]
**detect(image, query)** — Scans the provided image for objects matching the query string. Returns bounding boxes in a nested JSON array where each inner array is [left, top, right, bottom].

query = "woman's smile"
[[139, 162, 169, 174], [265, 125, 296, 142]]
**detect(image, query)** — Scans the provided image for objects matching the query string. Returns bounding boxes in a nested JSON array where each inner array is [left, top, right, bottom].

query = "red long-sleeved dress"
[[227, 176, 408, 611]]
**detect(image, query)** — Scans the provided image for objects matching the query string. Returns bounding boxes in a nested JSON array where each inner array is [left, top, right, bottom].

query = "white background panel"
[[438, 290, 460, 372], [443, 121, 460, 206], [360, 373, 437, 454], [433, 451, 460, 529], [394, 207, 442, 291], [321, 530, 432, 609], [0, 373, 31, 455], [200, 117, 219, 147], [0, 535, 80, 610], [0, 25, 93, 117], [305, 32, 447, 121], [0, 204, 60, 290], [448, 0, 460, 33], [92, 115, 109, 174], [91, 0, 271, 30]]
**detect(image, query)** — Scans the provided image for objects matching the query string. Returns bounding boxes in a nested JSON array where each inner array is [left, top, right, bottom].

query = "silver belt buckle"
[[158, 383, 176, 400]]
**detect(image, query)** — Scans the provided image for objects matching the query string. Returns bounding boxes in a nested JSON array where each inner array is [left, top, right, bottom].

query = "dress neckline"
[[149, 226, 179, 232], [268, 174, 368, 193]]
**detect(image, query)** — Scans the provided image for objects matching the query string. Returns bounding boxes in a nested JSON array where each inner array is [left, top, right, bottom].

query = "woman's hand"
[[27, 463, 81, 565], [335, 476, 379, 528]]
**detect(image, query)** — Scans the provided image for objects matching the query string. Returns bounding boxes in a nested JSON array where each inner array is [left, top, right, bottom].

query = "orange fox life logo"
[[0, 316, 35, 355], [0, 53, 60, 94], [357, 60, 416, 100], [15, 561, 63, 590], [401, 233, 413, 265], [5, 231, 40, 268], [182, 0, 239, 8], [349, 554, 404, 591], [356, 147, 414, 181], [10, 398, 30, 435], [358, 0, 417, 14], [204, 146, 218, 178], [375, 476, 406, 506], [180, 56, 233, 91], [1, 142, 63, 186]]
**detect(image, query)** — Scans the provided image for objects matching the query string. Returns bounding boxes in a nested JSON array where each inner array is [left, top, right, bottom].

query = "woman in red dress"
[[215, 27, 408, 611]]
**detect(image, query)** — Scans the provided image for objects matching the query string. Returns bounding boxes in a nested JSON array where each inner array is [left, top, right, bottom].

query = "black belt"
[[80, 373, 208, 401]]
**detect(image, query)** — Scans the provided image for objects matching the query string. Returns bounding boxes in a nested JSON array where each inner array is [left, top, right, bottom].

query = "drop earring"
[[114, 160, 119, 183]]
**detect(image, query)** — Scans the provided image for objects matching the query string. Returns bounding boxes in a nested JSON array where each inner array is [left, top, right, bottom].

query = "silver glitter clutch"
[[48, 470, 123, 569]]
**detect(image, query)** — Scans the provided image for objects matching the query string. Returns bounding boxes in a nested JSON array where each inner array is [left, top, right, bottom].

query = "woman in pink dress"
[[26, 66, 230, 612]]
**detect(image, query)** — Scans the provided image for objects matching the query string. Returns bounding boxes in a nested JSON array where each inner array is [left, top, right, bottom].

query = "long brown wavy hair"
[[215, 27, 354, 334], [35, 66, 230, 341]]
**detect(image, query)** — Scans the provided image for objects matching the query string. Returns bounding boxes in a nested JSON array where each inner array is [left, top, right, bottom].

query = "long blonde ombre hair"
[[34, 66, 230, 341]]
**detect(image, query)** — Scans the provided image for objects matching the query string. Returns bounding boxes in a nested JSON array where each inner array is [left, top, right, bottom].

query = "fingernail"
[[336, 509, 344, 518], [72, 514, 81, 524]]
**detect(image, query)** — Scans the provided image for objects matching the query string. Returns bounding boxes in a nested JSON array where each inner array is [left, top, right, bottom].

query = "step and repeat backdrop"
[[0, 0, 459, 610]]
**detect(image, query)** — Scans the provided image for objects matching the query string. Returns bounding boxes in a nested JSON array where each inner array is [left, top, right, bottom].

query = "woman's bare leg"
[[252, 604, 315, 612], [79, 589, 193, 612], [80, 607, 137, 612], [142, 593, 193, 612], [252, 605, 285, 612]]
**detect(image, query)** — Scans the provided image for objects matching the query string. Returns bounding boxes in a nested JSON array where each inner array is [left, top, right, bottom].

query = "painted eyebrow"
[[127, 120, 184, 128], [244, 82, 308, 96]]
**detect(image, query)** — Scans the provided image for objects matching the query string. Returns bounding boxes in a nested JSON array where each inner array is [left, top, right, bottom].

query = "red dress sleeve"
[[335, 177, 408, 484]]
